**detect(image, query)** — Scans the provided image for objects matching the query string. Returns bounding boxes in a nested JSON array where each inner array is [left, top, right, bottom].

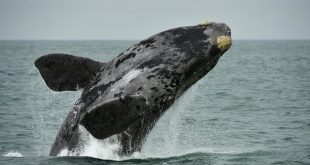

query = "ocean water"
[[0, 40, 309, 164]]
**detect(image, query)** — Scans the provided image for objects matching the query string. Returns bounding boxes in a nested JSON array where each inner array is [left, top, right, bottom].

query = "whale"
[[34, 21, 232, 156]]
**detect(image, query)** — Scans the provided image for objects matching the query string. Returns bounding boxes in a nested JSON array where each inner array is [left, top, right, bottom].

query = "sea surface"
[[0, 40, 309, 165]]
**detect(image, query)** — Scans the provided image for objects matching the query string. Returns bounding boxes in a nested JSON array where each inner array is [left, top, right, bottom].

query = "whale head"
[[161, 21, 232, 57], [200, 21, 232, 54], [155, 21, 232, 90]]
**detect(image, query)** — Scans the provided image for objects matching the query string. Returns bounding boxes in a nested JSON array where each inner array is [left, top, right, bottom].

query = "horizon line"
[[1, 39, 310, 41]]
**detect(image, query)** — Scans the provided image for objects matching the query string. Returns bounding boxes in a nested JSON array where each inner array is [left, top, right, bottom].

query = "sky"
[[0, 0, 309, 40]]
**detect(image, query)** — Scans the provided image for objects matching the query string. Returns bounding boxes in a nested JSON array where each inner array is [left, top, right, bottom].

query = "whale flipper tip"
[[35, 54, 105, 91]]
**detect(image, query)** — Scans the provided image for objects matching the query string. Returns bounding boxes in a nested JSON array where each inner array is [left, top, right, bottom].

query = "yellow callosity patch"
[[200, 20, 210, 26], [217, 36, 232, 52]]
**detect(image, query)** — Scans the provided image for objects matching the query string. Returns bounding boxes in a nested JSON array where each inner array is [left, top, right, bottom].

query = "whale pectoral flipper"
[[79, 95, 148, 139], [35, 54, 105, 91]]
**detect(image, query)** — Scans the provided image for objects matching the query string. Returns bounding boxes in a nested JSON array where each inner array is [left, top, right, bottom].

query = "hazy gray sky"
[[0, 0, 309, 40]]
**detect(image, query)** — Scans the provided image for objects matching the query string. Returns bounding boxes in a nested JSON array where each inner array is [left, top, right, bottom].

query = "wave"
[[41, 150, 273, 165], [2, 151, 23, 157], [37, 152, 213, 165], [2, 150, 309, 165]]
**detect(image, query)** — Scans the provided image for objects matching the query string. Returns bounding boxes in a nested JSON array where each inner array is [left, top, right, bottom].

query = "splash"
[[56, 125, 123, 160], [2, 151, 23, 157], [27, 67, 80, 156], [79, 126, 122, 160], [28, 66, 228, 160], [141, 83, 200, 158]]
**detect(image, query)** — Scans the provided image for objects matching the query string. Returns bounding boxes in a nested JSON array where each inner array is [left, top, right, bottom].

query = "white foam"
[[75, 126, 149, 161], [80, 135, 121, 160], [2, 151, 23, 157], [58, 147, 70, 156], [179, 147, 247, 155], [78, 125, 122, 160]]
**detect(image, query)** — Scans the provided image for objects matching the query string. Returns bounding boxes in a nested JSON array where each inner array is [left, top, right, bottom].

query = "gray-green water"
[[0, 40, 309, 164]]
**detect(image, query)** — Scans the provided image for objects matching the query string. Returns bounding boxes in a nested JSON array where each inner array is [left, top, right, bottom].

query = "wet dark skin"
[[35, 22, 232, 156]]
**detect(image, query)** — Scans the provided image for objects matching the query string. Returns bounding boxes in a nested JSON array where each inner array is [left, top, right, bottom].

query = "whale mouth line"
[[216, 35, 232, 53]]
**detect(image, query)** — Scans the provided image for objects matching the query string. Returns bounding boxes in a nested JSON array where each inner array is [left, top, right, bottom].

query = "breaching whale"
[[35, 22, 232, 156]]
